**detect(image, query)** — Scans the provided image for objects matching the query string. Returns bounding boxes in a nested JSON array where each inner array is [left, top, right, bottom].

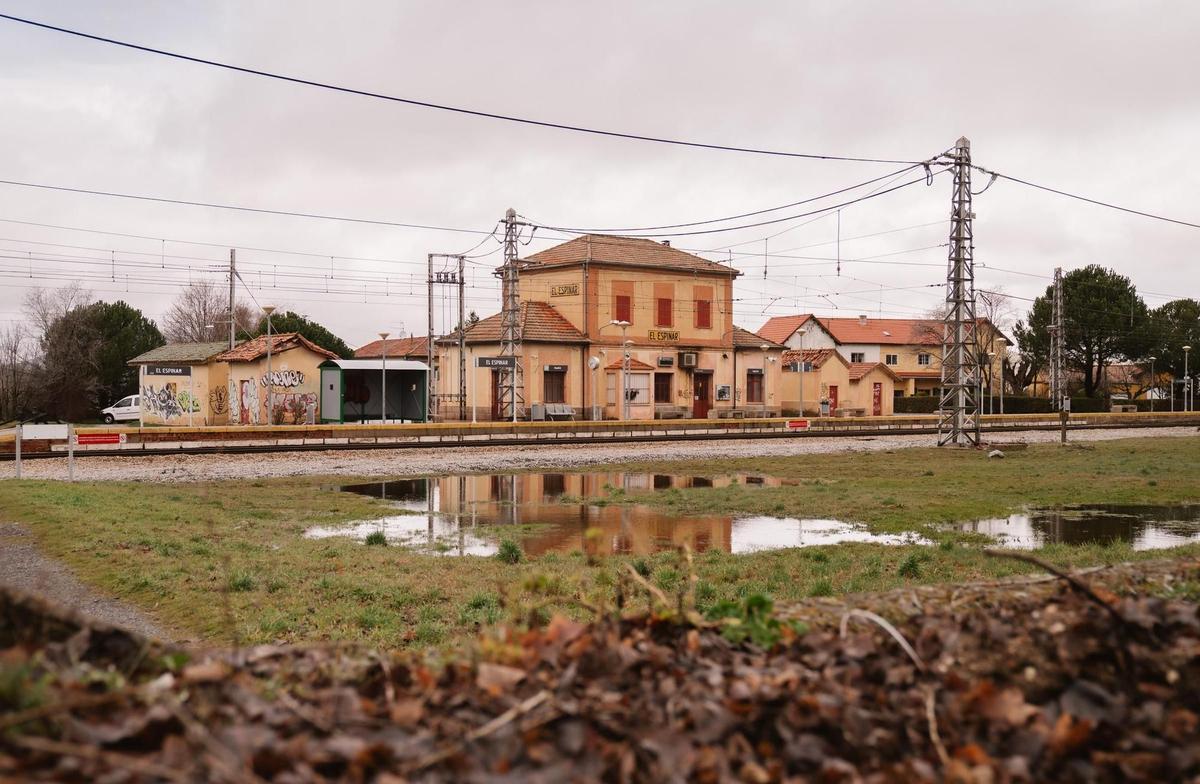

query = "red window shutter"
[[696, 300, 711, 329], [615, 295, 631, 323], [657, 298, 673, 327]]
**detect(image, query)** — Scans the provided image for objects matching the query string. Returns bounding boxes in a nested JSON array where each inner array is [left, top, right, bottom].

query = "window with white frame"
[[917, 353, 932, 366], [850, 352, 865, 363]]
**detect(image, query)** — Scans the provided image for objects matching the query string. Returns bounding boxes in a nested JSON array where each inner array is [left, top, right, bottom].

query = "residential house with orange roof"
[[435, 234, 786, 420], [354, 335, 431, 361], [776, 348, 900, 415], [758, 313, 1008, 400]]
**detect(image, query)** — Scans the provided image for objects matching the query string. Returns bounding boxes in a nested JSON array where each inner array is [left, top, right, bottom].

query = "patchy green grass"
[[0, 437, 1197, 650]]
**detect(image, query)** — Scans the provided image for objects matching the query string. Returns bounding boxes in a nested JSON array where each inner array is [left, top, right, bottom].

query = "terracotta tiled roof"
[[522, 234, 739, 277], [605, 358, 656, 371], [127, 341, 227, 365], [732, 327, 786, 349], [847, 362, 902, 382], [213, 332, 338, 362], [756, 314, 817, 345], [355, 336, 430, 359], [445, 302, 586, 345], [780, 348, 841, 369]]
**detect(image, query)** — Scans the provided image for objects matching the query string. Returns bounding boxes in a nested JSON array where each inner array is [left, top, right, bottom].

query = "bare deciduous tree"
[[0, 323, 32, 422], [163, 281, 257, 343], [23, 283, 94, 340]]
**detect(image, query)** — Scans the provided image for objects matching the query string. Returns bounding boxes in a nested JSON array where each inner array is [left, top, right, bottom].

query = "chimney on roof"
[[661, 240, 670, 247], [858, 314, 868, 326]]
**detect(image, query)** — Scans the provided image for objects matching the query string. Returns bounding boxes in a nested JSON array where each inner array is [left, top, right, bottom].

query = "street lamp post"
[[796, 328, 808, 415], [262, 305, 276, 424], [622, 339, 634, 421], [1148, 355, 1156, 413], [1185, 345, 1193, 412], [603, 320, 631, 420], [378, 332, 390, 424], [988, 351, 997, 415], [996, 338, 1007, 415], [759, 343, 770, 412]]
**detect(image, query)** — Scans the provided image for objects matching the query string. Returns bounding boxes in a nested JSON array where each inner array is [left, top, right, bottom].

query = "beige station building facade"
[[435, 235, 786, 421]]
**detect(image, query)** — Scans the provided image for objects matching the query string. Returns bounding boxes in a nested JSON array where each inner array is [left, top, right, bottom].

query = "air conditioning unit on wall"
[[679, 352, 698, 368]]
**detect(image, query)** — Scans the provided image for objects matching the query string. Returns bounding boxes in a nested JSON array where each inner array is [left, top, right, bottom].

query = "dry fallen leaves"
[[1, 557, 1198, 782]]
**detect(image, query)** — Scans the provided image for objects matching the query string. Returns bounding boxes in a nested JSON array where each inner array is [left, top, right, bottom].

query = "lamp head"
[[378, 331, 390, 340], [262, 305, 276, 316]]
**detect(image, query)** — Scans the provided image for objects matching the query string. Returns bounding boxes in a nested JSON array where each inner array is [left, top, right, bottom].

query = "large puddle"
[[302, 473, 1200, 557], [303, 472, 925, 556], [956, 503, 1200, 550]]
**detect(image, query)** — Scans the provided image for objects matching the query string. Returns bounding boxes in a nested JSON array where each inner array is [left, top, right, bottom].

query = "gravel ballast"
[[0, 426, 1192, 483]]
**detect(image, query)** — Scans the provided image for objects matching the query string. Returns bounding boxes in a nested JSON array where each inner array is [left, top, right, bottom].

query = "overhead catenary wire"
[[529, 172, 937, 238], [0, 12, 932, 166], [520, 163, 934, 234]]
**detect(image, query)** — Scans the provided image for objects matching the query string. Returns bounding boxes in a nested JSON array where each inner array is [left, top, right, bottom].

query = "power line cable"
[[0, 12, 932, 165], [0, 178, 495, 235], [975, 165, 1200, 230]]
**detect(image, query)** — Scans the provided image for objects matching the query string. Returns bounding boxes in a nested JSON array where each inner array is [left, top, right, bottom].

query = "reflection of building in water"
[[429, 472, 769, 556]]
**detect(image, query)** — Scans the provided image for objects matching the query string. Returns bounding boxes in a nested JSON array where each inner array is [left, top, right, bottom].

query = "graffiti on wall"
[[141, 384, 198, 420], [261, 369, 304, 388], [142, 385, 182, 419], [227, 379, 240, 423], [272, 392, 318, 425], [239, 380, 261, 425], [209, 385, 228, 416]]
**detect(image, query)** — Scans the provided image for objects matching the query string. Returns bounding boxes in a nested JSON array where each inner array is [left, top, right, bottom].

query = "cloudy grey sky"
[[0, 1, 1196, 346]]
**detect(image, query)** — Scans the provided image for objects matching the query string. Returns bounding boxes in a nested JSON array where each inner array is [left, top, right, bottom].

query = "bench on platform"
[[544, 403, 576, 421]]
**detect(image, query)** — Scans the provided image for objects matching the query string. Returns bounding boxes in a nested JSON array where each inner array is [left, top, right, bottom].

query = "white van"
[[100, 395, 140, 424]]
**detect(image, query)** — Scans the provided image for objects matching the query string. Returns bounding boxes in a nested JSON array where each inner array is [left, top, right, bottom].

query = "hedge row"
[[892, 396, 1164, 415]]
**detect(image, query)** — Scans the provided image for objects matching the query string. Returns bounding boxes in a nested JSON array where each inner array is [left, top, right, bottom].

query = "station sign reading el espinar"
[[147, 365, 191, 376], [476, 356, 517, 369]]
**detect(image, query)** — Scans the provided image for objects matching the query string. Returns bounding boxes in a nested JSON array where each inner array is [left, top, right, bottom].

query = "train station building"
[[434, 235, 786, 421]]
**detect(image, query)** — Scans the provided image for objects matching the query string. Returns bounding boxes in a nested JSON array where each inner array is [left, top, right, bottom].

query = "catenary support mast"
[[497, 207, 524, 422], [1049, 266, 1066, 408], [937, 137, 981, 446], [427, 253, 467, 420]]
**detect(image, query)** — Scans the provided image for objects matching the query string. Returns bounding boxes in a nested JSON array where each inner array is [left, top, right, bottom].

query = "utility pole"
[[937, 137, 981, 446], [228, 249, 237, 350], [1049, 267, 1066, 410], [497, 208, 525, 423]]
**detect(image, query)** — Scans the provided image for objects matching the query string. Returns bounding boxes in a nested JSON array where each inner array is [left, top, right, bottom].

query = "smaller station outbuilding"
[[318, 358, 429, 424]]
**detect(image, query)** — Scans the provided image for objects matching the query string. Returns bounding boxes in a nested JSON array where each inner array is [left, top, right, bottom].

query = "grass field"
[[1, 436, 1197, 649]]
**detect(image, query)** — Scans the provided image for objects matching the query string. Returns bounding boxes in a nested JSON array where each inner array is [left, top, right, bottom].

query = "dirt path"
[[0, 425, 1194, 483], [0, 522, 170, 641]]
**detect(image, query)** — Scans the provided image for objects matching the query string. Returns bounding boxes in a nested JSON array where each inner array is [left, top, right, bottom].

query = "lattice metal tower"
[[1048, 266, 1066, 408], [426, 253, 467, 421], [937, 137, 981, 446], [497, 208, 524, 421]]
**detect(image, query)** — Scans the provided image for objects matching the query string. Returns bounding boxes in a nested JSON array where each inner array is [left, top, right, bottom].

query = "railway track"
[[3, 414, 1195, 460]]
